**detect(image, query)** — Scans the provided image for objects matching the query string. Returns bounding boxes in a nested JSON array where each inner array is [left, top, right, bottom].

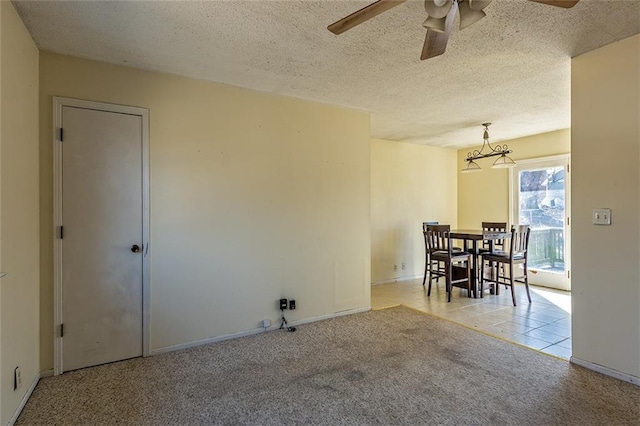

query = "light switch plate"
[[593, 208, 611, 225]]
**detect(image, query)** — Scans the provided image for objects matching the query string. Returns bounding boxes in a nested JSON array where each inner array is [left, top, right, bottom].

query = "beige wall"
[[0, 2, 40, 424], [457, 129, 570, 228], [39, 52, 371, 369], [571, 34, 640, 380], [0, 2, 3, 419], [371, 139, 457, 284]]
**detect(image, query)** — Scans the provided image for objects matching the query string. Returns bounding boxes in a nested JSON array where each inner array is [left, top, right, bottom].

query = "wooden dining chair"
[[426, 225, 472, 302], [423, 222, 464, 286], [480, 221, 507, 254], [479, 221, 507, 291], [422, 221, 439, 286], [480, 225, 532, 306]]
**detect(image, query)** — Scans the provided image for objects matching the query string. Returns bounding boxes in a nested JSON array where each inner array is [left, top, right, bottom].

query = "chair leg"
[[509, 263, 517, 306], [446, 262, 452, 303], [479, 258, 485, 298], [495, 264, 500, 295], [422, 253, 428, 286], [489, 260, 494, 281], [466, 260, 472, 298], [427, 260, 434, 297], [523, 262, 532, 303]]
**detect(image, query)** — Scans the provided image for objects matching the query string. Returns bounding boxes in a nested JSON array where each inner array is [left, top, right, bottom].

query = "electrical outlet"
[[393, 264, 398, 271], [14, 366, 22, 391], [289, 299, 296, 310], [279, 298, 288, 310], [401, 262, 406, 270], [262, 319, 271, 328]]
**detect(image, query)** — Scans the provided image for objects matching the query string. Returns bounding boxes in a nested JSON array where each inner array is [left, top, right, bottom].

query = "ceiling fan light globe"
[[422, 16, 447, 32], [468, 0, 493, 11], [458, 1, 486, 29], [424, 0, 453, 19]]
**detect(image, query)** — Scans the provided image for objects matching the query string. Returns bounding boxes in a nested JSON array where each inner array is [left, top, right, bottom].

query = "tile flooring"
[[372, 278, 572, 359]]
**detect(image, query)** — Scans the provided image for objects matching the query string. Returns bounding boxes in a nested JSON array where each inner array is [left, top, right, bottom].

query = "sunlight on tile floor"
[[372, 278, 572, 359]]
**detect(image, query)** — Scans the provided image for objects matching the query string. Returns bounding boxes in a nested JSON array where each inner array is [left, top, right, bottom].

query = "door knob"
[[131, 244, 141, 253]]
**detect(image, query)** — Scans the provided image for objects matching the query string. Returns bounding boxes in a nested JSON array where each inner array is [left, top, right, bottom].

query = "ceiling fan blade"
[[328, 0, 406, 35], [420, 31, 448, 60], [527, 0, 579, 8], [421, 1, 458, 60]]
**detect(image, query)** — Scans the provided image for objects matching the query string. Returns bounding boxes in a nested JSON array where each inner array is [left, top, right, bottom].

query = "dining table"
[[449, 229, 511, 298]]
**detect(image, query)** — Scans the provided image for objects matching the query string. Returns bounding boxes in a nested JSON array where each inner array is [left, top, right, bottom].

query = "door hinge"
[[59, 128, 64, 142], [566, 163, 570, 173], [567, 270, 571, 279], [567, 217, 570, 226], [59, 226, 64, 239], [60, 323, 64, 338]]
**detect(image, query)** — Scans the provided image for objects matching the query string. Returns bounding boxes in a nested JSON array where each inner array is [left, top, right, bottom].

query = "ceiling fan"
[[327, 0, 579, 60]]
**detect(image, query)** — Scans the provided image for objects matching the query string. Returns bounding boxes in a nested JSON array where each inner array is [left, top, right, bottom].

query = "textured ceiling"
[[13, 0, 640, 148]]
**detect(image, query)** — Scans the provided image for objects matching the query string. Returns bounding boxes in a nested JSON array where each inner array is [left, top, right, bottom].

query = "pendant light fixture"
[[461, 123, 515, 173]]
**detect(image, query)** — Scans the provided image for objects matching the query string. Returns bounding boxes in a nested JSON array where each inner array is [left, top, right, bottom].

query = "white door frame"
[[53, 97, 150, 375], [509, 153, 571, 291]]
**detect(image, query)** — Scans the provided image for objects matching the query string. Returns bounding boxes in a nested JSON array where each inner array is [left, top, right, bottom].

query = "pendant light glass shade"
[[491, 153, 516, 168], [461, 159, 482, 173]]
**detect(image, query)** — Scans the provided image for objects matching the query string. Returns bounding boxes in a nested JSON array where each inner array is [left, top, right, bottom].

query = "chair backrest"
[[509, 225, 531, 258], [482, 221, 507, 250], [425, 224, 453, 254], [422, 221, 438, 233], [422, 222, 439, 251]]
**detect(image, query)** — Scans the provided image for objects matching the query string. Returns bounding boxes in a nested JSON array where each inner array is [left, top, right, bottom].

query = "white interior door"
[[510, 155, 571, 291], [60, 105, 144, 372]]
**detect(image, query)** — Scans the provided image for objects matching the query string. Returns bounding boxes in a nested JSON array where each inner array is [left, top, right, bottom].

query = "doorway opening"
[[510, 155, 571, 292]]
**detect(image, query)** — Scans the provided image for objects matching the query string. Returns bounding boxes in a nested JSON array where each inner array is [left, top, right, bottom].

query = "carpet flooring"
[[17, 306, 639, 425]]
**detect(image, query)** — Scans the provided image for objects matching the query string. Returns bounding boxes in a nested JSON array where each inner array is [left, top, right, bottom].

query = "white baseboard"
[[8, 372, 40, 426], [150, 327, 268, 356], [289, 306, 371, 326], [149, 306, 371, 356], [570, 356, 639, 386], [371, 275, 422, 286]]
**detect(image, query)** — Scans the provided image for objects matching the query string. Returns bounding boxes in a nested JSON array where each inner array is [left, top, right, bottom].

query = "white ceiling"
[[13, 0, 640, 148]]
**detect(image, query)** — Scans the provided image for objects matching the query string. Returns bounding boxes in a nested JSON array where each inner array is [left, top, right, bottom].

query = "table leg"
[[472, 240, 479, 298], [488, 240, 495, 296]]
